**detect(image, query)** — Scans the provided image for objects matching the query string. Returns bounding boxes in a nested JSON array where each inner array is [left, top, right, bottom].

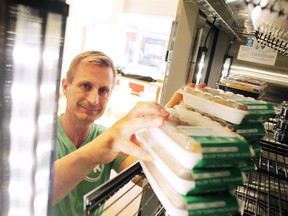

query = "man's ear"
[[62, 78, 68, 96]]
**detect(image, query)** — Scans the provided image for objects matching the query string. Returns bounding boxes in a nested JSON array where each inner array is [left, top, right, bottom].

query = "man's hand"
[[89, 101, 169, 164], [165, 83, 206, 108]]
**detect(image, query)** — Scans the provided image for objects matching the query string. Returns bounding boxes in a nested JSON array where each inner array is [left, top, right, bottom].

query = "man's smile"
[[79, 104, 101, 112]]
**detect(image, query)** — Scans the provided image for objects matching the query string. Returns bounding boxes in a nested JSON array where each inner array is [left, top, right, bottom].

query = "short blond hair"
[[66, 50, 117, 86]]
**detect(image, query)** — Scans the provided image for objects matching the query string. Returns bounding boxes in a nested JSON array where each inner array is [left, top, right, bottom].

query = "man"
[[51, 51, 170, 216]]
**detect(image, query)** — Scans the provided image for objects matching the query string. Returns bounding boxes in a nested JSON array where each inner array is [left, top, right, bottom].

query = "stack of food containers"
[[138, 86, 275, 216], [181, 86, 275, 170]]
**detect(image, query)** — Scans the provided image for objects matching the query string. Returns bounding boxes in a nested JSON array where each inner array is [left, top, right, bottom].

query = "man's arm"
[[52, 146, 98, 205], [52, 102, 169, 205]]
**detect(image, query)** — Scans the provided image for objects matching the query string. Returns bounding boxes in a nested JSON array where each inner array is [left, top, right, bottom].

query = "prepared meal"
[[181, 86, 275, 124], [143, 108, 251, 169], [138, 129, 246, 195], [140, 160, 241, 216]]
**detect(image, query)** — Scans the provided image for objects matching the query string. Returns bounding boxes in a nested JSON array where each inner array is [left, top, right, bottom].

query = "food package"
[[181, 86, 275, 124]]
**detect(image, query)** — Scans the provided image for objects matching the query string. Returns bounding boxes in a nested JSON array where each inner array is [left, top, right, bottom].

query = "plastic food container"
[[181, 86, 275, 124], [140, 160, 241, 216], [181, 88, 248, 124], [138, 130, 246, 195], [174, 104, 236, 132], [142, 108, 252, 169]]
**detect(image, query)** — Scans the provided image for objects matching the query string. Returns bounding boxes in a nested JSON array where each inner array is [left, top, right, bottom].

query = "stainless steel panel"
[[189, 0, 288, 56]]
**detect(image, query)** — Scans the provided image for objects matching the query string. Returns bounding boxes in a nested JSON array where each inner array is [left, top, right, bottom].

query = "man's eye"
[[81, 83, 91, 90], [99, 87, 109, 95]]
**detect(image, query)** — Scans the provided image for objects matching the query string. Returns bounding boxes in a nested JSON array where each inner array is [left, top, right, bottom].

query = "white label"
[[237, 44, 277, 66]]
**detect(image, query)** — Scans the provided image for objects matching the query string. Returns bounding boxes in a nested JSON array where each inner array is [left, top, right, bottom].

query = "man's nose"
[[87, 90, 99, 105]]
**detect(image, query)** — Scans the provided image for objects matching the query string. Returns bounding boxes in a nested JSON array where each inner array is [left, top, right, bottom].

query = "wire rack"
[[244, 0, 288, 56], [236, 118, 288, 216], [255, 31, 288, 56]]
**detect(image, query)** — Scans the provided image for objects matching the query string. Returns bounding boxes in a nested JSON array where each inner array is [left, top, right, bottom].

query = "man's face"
[[62, 63, 114, 124]]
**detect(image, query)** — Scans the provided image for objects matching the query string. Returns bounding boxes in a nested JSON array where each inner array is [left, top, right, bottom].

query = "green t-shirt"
[[51, 117, 126, 216]]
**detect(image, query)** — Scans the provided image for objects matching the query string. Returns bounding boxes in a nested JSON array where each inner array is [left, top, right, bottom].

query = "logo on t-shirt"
[[85, 164, 104, 182]]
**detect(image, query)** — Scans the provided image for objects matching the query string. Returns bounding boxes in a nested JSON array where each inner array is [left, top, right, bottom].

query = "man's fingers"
[[128, 102, 169, 118], [115, 139, 153, 161], [119, 116, 165, 138]]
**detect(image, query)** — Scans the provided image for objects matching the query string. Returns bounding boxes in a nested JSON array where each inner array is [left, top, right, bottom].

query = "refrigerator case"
[[0, 1, 68, 215]]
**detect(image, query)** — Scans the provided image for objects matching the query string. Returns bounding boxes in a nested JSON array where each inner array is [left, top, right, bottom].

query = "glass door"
[[0, 1, 68, 215]]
